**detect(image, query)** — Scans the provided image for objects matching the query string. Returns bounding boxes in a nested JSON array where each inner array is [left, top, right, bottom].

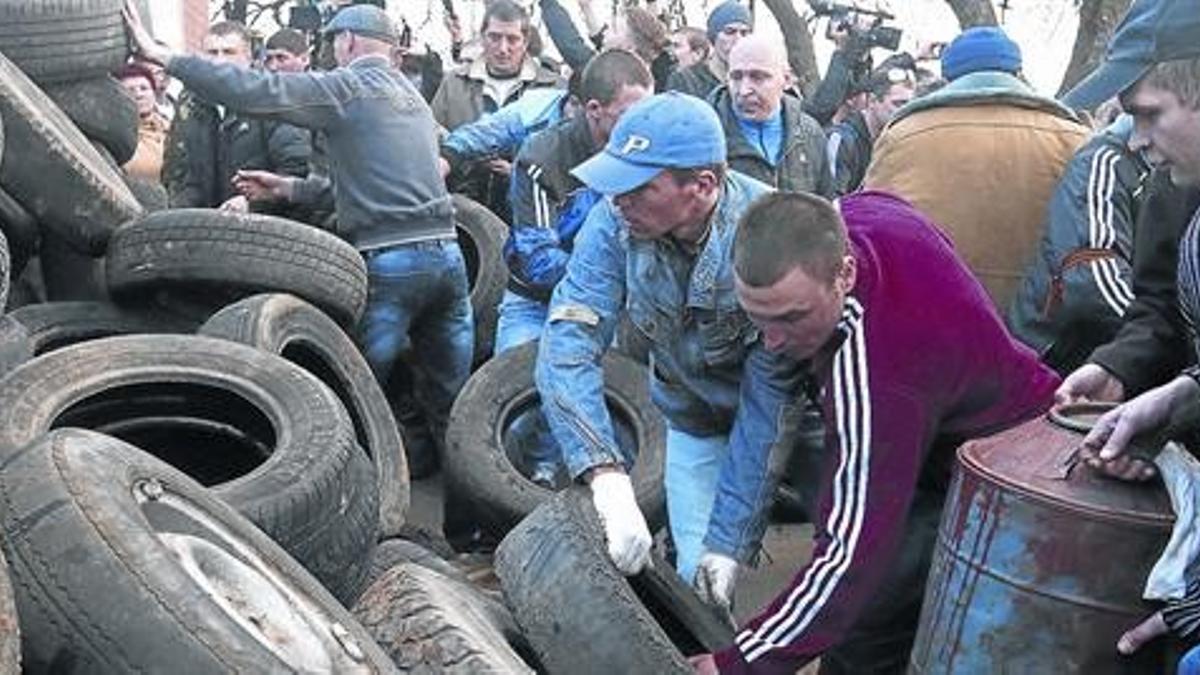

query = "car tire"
[[0, 428, 393, 673], [445, 341, 667, 537], [353, 562, 536, 673], [453, 194, 507, 366], [0, 317, 32, 377], [43, 76, 138, 165], [0, 187, 36, 281], [0, 546, 18, 674], [37, 229, 107, 302], [0, 50, 141, 255], [200, 293, 410, 538], [0, 228, 8, 311], [495, 488, 733, 675], [6, 300, 192, 361], [0, 0, 127, 85], [0, 334, 379, 604], [106, 209, 369, 327], [124, 175, 169, 212]]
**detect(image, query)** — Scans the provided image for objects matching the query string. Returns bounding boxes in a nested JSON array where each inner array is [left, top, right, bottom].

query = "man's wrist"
[[584, 463, 625, 484]]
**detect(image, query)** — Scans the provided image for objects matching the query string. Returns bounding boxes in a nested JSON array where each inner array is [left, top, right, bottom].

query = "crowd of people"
[[117, 0, 1200, 670]]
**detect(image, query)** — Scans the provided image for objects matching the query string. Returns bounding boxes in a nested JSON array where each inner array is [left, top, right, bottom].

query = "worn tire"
[[353, 562, 536, 673], [43, 76, 138, 165], [496, 488, 734, 674], [0, 429, 393, 673], [124, 175, 169, 211], [0, 334, 379, 603], [38, 229, 107, 301], [200, 293, 410, 538], [0, 188, 36, 282], [445, 341, 666, 537], [0, 317, 31, 377], [453, 194, 507, 365], [0, 0, 127, 85], [0, 228, 7, 311], [0, 50, 142, 255], [106, 209, 369, 327], [0, 546, 17, 674], [6, 300, 193, 361], [365, 538, 468, 590]]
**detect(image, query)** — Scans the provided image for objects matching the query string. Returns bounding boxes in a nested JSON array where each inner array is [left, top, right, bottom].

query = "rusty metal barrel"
[[909, 403, 1174, 674]]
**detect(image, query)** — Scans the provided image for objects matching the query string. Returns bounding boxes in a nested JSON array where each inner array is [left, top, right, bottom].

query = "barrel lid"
[[958, 405, 1173, 527]]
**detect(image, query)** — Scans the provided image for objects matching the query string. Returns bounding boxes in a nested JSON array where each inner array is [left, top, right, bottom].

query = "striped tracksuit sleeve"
[[1071, 145, 1139, 318], [714, 303, 939, 673]]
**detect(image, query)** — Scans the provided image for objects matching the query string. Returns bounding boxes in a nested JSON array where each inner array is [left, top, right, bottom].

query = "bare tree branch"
[[1058, 0, 1132, 97], [760, 0, 819, 95], [944, 0, 998, 28]]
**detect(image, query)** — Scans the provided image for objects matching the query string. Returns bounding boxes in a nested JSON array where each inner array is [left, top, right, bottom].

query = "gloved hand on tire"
[[588, 468, 652, 575], [694, 550, 739, 611]]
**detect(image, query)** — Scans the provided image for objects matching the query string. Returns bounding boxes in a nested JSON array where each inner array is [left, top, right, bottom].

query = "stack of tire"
[[0, 2, 416, 670], [0, 2, 730, 672]]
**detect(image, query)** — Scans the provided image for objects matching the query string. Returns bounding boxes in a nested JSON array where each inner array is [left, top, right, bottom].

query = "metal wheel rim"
[[135, 479, 368, 672]]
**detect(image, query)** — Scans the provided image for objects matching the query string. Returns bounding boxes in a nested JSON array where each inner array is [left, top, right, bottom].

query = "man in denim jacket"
[[126, 4, 474, 472], [535, 92, 806, 596]]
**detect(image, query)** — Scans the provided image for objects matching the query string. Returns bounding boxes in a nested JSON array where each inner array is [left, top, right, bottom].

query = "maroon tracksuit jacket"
[[715, 191, 1060, 672]]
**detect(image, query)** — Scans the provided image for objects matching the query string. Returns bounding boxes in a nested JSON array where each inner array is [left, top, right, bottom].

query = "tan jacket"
[[123, 112, 169, 183], [863, 72, 1089, 309], [429, 57, 563, 131]]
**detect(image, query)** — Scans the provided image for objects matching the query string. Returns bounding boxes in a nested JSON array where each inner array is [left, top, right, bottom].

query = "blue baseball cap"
[[1063, 0, 1200, 110], [571, 92, 727, 196]]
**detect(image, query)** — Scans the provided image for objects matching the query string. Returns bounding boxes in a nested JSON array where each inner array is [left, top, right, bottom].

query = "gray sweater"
[[168, 54, 455, 250]]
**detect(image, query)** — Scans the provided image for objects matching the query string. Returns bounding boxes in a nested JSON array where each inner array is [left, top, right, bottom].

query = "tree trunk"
[[944, 0, 999, 28], [1058, 0, 1133, 97], [761, 0, 819, 95]]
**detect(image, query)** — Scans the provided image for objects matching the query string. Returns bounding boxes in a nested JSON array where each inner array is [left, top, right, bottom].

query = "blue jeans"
[[494, 289, 549, 354], [1181, 646, 1200, 675], [359, 239, 474, 439], [665, 428, 730, 584], [494, 289, 561, 483]]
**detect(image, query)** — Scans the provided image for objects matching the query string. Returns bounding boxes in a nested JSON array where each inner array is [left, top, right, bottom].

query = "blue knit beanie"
[[941, 27, 1022, 81], [706, 1, 752, 43]]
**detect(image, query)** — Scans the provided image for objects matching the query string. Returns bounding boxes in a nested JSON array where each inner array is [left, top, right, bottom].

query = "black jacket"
[[1089, 171, 1200, 394], [163, 90, 312, 209], [826, 111, 873, 196], [667, 60, 722, 101]]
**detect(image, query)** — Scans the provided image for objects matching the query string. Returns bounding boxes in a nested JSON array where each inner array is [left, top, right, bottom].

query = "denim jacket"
[[534, 171, 806, 561], [168, 54, 455, 250]]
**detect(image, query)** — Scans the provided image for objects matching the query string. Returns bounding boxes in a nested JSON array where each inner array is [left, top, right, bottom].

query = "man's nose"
[[1128, 120, 1152, 153], [762, 327, 787, 352]]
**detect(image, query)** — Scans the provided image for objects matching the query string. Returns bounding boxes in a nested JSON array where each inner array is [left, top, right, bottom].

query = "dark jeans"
[[359, 239, 474, 442]]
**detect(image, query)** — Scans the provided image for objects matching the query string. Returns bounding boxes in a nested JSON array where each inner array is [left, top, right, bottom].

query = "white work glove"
[[589, 470, 652, 575], [694, 551, 739, 611]]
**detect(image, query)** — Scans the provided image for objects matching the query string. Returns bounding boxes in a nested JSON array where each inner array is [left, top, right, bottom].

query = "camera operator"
[[800, 1, 904, 127]]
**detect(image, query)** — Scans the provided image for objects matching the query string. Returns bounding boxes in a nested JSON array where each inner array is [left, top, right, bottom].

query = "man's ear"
[[693, 168, 721, 196], [836, 254, 857, 294], [584, 98, 603, 121]]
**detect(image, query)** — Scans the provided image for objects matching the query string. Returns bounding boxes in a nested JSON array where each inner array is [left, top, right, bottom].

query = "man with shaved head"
[[709, 34, 831, 195]]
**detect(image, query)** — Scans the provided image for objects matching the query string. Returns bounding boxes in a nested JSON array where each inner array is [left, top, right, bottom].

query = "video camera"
[[810, 0, 902, 52]]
